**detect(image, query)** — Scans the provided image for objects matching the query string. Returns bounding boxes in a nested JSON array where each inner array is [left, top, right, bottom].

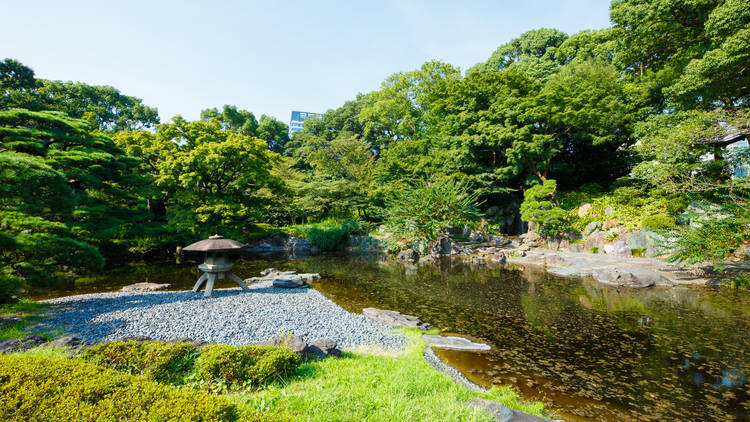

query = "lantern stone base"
[[192, 263, 249, 297]]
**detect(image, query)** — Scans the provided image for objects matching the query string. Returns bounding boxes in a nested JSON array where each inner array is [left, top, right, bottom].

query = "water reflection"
[[37, 253, 750, 421]]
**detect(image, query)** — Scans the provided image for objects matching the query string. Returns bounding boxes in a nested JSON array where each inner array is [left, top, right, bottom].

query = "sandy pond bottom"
[[34, 253, 750, 422]]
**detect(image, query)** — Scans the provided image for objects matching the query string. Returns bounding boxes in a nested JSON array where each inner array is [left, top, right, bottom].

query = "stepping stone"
[[422, 334, 491, 351], [272, 276, 309, 289], [467, 398, 550, 422]]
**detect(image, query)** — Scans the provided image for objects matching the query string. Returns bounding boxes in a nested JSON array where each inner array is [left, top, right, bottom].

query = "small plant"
[[728, 274, 750, 290], [631, 248, 647, 257], [590, 247, 600, 254], [642, 214, 676, 230], [196, 344, 300, 391]]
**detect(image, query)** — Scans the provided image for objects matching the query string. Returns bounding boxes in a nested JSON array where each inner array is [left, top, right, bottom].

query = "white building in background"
[[289, 110, 323, 137]]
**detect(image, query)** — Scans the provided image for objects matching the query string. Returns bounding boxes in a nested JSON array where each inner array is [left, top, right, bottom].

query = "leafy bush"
[[642, 214, 676, 230], [385, 180, 481, 240], [80, 340, 198, 384], [308, 225, 351, 251], [729, 274, 750, 290], [0, 354, 241, 421], [196, 344, 300, 390]]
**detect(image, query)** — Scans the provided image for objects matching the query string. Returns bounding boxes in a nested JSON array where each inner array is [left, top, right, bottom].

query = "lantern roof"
[[183, 234, 245, 252]]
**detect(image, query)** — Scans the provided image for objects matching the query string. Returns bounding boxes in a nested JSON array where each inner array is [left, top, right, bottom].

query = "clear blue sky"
[[1, 1, 612, 125]]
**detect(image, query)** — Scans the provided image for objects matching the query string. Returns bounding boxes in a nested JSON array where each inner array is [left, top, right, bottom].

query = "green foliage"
[[79, 340, 199, 385], [384, 180, 481, 240], [642, 214, 676, 230], [666, 197, 750, 270], [196, 344, 300, 391], [520, 180, 570, 236], [728, 274, 750, 290], [0, 354, 241, 421]]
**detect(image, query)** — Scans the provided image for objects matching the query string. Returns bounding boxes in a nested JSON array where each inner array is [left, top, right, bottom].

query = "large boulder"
[[602, 218, 620, 230], [582, 221, 601, 237], [429, 235, 460, 256], [520, 231, 545, 249], [307, 339, 341, 359], [259, 334, 309, 358], [613, 239, 632, 258], [121, 282, 170, 292], [489, 235, 512, 248], [48, 336, 82, 349], [546, 236, 561, 251], [362, 308, 430, 330], [397, 248, 419, 262], [584, 231, 607, 252]]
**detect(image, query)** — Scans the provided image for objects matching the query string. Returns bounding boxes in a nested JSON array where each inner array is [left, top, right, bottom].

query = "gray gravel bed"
[[39, 281, 405, 350]]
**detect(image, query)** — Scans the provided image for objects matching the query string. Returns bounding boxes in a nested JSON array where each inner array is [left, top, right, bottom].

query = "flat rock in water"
[[121, 282, 170, 292], [422, 334, 491, 351], [467, 398, 550, 422], [273, 277, 309, 289], [362, 308, 430, 330]]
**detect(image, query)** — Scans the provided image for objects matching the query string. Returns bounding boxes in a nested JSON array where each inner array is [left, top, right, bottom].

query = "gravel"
[[39, 281, 405, 350]]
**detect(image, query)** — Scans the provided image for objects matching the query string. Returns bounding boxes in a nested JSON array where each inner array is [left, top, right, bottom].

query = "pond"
[[33, 253, 750, 421]]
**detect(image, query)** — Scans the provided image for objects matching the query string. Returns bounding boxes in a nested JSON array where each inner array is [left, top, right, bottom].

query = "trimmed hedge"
[[0, 354, 240, 421], [80, 340, 198, 384], [196, 344, 300, 389]]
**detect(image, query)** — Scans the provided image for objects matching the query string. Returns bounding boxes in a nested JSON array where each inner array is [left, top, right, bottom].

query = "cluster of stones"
[[0, 333, 341, 360], [245, 268, 321, 289]]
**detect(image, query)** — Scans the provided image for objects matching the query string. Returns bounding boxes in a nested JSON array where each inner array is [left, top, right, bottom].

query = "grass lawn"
[[226, 329, 546, 422]]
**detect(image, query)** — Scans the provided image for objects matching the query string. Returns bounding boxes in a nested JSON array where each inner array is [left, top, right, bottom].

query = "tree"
[[470, 29, 568, 79], [0, 59, 35, 90], [256, 114, 289, 153], [200, 105, 258, 136], [0, 60, 160, 131], [0, 109, 145, 299]]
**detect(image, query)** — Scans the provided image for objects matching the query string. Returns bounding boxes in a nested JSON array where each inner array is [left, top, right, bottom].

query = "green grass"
[[226, 330, 545, 422], [0, 300, 50, 341]]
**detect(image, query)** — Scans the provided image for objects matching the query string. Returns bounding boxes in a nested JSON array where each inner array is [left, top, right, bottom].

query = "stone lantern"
[[183, 234, 249, 297]]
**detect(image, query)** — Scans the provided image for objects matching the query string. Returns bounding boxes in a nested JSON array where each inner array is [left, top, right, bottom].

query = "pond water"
[[34, 253, 750, 421]]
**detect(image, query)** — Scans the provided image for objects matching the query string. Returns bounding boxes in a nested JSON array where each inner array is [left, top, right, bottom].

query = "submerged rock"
[[273, 276, 309, 289], [362, 308, 430, 330], [422, 335, 491, 351]]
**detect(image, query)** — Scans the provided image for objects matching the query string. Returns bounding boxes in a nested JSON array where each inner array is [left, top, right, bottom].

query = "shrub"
[[641, 214, 676, 230], [520, 179, 571, 236], [631, 248, 647, 257], [384, 180, 481, 240], [80, 340, 198, 384], [729, 274, 750, 290], [196, 344, 300, 390], [308, 225, 351, 251], [0, 354, 240, 421]]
